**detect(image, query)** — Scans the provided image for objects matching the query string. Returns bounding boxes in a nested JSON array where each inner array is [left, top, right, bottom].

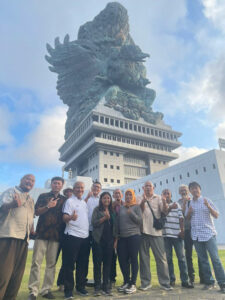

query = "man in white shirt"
[[62, 181, 89, 300], [84, 181, 102, 283]]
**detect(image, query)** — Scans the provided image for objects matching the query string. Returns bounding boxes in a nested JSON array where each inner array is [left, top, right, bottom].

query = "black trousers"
[[0, 238, 28, 300], [117, 235, 141, 285], [110, 250, 117, 281], [92, 239, 113, 290], [184, 229, 204, 283], [62, 234, 89, 294]]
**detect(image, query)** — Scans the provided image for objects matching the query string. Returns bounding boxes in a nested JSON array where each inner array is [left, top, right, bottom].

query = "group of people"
[[0, 174, 225, 300]]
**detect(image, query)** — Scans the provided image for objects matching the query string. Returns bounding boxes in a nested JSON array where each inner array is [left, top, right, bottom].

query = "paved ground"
[[48, 284, 225, 300]]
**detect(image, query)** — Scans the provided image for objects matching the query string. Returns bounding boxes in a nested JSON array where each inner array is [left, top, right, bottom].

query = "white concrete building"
[[59, 97, 181, 186]]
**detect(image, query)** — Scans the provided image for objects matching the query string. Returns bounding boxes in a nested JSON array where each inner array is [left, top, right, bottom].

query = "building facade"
[[59, 98, 181, 186]]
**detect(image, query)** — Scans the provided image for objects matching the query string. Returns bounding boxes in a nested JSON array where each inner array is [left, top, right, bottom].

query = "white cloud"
[[170, 146, 208, 166], [215, 121, 225, 139], [16, 106, 67, 167], [202, 0, 225, 33]]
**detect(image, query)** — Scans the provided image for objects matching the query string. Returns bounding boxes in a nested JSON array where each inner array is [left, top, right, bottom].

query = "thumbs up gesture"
[[70, 210, 78, 221]]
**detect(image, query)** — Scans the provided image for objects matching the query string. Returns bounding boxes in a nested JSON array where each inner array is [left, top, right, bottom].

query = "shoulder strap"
[[146, 200, 157, 220]]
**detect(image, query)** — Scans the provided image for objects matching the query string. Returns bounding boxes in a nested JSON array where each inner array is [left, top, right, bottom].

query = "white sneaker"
[[124, 285, 137, 294], [160, 283, 173, 291], [139, 284, 152, 291], [117, 283, 129, 292]]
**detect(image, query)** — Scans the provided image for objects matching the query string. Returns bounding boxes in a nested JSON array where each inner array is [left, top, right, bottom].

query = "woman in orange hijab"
[[115, 189, 142, 294]]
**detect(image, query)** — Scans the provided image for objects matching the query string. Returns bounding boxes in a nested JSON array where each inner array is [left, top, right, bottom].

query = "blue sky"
[[1, 0, 225, 192]]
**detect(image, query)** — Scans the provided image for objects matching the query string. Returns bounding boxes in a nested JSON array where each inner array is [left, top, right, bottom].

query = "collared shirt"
[[35, 191, 66, 241], [187, 196, 218, 242], [142, 194, 164, 236], [178, 198, 191, 230], [63, 195, 89, 238], [0, 186, 34, 241], [163, 202, 183, 238], [87, 196, 99, 231]]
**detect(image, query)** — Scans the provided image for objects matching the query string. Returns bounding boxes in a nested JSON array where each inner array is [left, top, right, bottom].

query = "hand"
[[70, 210, 78, 221], [13, 193, 22, 207], [204, 198, 210, 208], [161, 195, 167, 203], [170, 202, 178, 209], [87, 191, 93, 199], [47, 198, 58, 208], [104, 209, 110, 220], [127, 207, 131, 214], [114, 239, 118, 249], [179, 230, 184, 239]]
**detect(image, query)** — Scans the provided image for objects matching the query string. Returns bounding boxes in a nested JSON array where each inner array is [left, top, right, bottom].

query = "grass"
[[17, 249, 225, 299]]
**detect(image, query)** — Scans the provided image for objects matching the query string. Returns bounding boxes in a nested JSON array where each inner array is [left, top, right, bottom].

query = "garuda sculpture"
[[45, 2, 163, 139]]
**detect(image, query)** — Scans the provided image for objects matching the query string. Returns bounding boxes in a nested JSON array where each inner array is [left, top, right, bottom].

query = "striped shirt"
[[163, 202, 183, 238], [188, 196, 218, 242]]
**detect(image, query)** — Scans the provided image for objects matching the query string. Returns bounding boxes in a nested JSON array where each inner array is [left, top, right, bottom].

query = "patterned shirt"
[[187, 196, 218, 242], [35, 191, 66, 241], [163, 202, 183, 238]]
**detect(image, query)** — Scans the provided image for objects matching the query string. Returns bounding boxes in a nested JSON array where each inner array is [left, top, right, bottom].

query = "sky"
[[0, 0, 225, 192]]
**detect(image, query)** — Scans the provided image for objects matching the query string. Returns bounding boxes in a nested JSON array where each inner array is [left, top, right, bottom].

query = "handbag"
[[146, 200, 166, 230]]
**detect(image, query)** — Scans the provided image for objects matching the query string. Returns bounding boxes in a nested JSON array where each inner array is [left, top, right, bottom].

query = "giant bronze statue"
[[45, 2, 163, 139]]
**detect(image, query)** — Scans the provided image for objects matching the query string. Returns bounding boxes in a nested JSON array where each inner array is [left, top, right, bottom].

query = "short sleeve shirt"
[[142, 194, 164, 236], [35, 192, 66, 241], [63, 195, 89, 238]]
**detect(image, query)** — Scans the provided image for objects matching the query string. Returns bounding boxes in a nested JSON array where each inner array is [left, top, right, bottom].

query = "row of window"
[[104, 164, 120, 170], [89, 165, 98, 173], [104, 178, 120, 184], [92, 114, 178, 141], [101, 133, 172, 152], [124, 166, 147, 177], [103, 151, 120, 157]]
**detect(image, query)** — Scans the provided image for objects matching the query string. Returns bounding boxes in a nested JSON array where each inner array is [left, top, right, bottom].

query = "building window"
[[104, 178, 107, 182], [117, 166, 120, 170], [110, 152, 113, 156], [173, 177, 175, 182], [96, 165, 98, 169], [154, 183, 156, 188], [203, 167, 206, 172], [111, 179, 114, 183], [100, 116, 104, 123], [125, 122, 128, 129], [104, 164, 107, 168], [110, 119, 114, 126], [166, 179, 168, 184], [115, 120, 119, 127], [195, 169, 198, 175], [105, 117, 109, 124], [129, 123, 132, 130], [116, 153, 119, 157], [163, 161, 166, 165], [92, 115, 99, 122], [187, 172, 190, 177], [213, 163, 216, 169], [120, 121, 123, 128], [117, 180, 120, 184], [158, 160, 161, 164], [90, 169, 92, 172], [93, 166, 95, 170], [134, 125, 137, 131], [104, 151, 107, 155], [180, 174, 182, 180], [142, 127, 145, 133], [147, 128, 150, 134], [110, 165, 114, 169], [151, 129, 154, 135], [138, 126, 141, 132], [153, 159, 156, 163], [160, 181, 162, 186]]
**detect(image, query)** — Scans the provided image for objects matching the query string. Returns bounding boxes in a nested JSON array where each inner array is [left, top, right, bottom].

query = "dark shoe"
[[190, 281, 194, 288], [28, 294, 36, 300], [64, 291, 74, 300], [202, 283, 216, 290], [101, 289, 113, 296], [170, 281, 175, 287], [160, 284, 173, 291], [42, 292, 55, 299], [94, 289, 101, 297], [220, 285, 225, 294], [182, 282, 194, 288], [76, 288, 89, 296]]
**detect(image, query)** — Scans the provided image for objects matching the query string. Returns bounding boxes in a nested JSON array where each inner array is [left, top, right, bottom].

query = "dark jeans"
[[184, 229, 204, 283], [117, 235, 141, 285], [164, 237, 188, 284], [84, 231, 93, 280], [92, 238, 113, 290], [110, 250, 117, 282], [194, 236, 225, 287], [0, 238, 28, 300], [62, 234, 89, 295]]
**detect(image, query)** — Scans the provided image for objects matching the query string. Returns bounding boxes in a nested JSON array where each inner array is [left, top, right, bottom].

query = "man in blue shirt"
[[186, 181, 225, 293]]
